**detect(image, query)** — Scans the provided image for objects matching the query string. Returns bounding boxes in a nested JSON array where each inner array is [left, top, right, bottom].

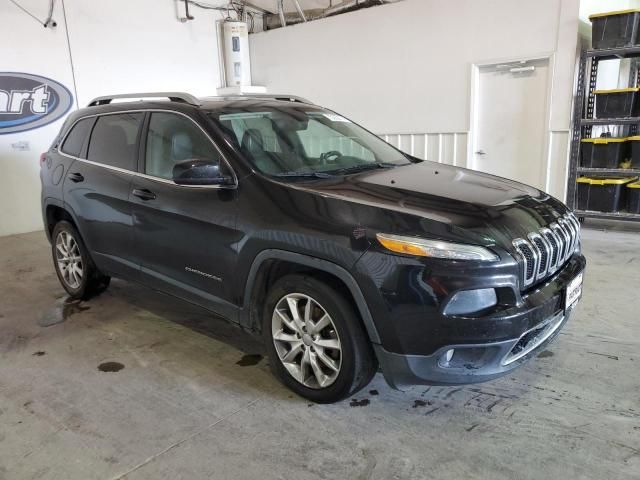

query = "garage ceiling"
[[247, 1, 348, 13], [243, 0, 404, 15]]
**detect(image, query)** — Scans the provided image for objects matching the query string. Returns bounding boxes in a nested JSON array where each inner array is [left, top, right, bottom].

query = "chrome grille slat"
[[540, 227, 560, 270], [552, 222, 570, 262], [559, 218, 574, 261], [513, 239, 538, 286], [512, 213, 580, 290], [566, 218, 576, 259], [568, 215, 581, 252], [528, 233, 550, 279]]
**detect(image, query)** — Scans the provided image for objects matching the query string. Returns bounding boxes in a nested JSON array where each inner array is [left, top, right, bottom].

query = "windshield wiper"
[[273, 171, 334, 179], [326, 162, 397, 175]]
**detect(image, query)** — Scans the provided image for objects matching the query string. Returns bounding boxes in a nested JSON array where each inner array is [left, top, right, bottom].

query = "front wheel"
[[52, 221, 110, 300], [263, 274, 377, 403]]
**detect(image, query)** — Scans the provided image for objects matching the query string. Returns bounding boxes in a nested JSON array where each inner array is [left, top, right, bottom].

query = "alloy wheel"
[[55, 231, 83, 289], [271, 293, 342, 389]]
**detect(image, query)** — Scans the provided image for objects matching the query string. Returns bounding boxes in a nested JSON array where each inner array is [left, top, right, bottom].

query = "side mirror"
[[172, 159, 234, 186]]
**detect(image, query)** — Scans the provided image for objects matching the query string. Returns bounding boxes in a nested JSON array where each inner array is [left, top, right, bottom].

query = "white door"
[[471, 58, 550, 189]]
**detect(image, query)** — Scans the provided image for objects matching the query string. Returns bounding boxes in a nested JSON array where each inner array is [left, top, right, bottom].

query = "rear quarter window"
[[87, 113, 144, 171], [60, 118, 94, 158]]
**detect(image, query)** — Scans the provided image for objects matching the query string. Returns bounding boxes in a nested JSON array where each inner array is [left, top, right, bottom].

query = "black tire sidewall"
[[263, 274, 370, 403], [51, 221, 92, 300]]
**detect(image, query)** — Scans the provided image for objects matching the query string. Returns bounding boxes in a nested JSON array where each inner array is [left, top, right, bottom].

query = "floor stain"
[[466, 424, 479, 432], [98, 362, 124, 373], [369, 389, 379, 396], [4, 334, 30, 353], [587, 351, 619, 361], [444, 387, 463, 399], [538, 350, 554, 358], [486, 399, 502, 412], [413, 399, 430, 408], [236, 354, 263, 366], [350, 398, 370, 407], [15, 266, 35, 276], [38, 298, 90, 327], [32, 351, 46, 356]]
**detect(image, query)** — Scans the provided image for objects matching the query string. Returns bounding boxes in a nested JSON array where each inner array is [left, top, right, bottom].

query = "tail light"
[[40, 152, 47, 168]]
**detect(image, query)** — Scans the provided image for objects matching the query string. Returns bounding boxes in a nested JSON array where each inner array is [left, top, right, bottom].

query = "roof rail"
[[209, 93, 313, 105], [249, 94, 312, 104], [87, 92, 201, 107]]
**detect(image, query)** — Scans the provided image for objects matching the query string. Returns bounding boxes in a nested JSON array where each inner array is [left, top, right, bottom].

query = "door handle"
[[475, 150, 487, 155], [132, 188, 156, 201], [68, 172, 84, 183]]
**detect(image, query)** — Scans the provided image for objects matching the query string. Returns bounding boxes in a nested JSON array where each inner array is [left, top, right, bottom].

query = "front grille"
[[512, 213, 580, 289]]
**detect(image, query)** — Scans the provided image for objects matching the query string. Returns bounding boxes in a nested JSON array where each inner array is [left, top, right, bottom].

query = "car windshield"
[[207, 104, 412, 178]]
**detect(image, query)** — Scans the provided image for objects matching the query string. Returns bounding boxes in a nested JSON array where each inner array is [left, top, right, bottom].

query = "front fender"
[[239, 249, 381, 345]]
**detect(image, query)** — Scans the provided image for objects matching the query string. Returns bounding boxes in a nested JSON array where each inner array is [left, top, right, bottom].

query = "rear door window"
[[60, 118, 94, 158], [87, 113, 144, 171]]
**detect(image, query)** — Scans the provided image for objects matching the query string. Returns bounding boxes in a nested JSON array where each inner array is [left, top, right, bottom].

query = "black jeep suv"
[[41, 92, 585, 403]]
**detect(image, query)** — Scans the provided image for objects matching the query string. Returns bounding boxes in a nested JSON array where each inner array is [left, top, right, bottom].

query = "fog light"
[[442, 349, 455, 365], [439, 346, 496, 369], [443, 288, 497, 316]]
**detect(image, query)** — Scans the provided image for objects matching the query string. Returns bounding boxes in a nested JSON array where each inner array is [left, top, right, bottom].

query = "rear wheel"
[[263, 274, 377, 403], [52, 221, 110, 300]]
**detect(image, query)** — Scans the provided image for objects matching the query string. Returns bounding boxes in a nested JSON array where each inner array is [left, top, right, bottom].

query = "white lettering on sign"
[[0, 85, 50, 114]]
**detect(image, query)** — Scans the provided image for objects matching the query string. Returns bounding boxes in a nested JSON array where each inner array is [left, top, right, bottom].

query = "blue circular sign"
[[0, 72, 74, 135]]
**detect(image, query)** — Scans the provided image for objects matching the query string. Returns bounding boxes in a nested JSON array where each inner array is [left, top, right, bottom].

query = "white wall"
[[0, 0, 222, 236], [63, 1, 222, 106], [250, 0, 581, 200], [0, 0, 74, 237]]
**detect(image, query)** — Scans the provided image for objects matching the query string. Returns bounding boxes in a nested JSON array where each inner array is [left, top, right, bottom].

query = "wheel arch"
[[241, 250, 381, 345], [44, 201, 78, 241]]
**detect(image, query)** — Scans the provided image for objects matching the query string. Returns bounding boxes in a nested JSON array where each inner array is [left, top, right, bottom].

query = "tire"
[[263, 274, 377, 403], [51, 221, 111, 300]]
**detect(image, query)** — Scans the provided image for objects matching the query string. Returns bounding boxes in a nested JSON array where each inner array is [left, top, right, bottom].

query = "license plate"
[[565, 272, 583, 310]]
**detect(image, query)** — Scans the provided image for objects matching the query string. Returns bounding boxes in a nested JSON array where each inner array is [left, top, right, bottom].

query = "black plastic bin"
[[595, 88, 640, 118], [576, 176, 637, 212], [627, 181, 640, 213], [590, 9, 640, 49], [627, 136, 640, 168], [580, 137, 629, 168]]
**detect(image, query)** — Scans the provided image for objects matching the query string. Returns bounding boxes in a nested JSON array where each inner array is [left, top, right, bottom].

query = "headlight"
[[376, 233, 499, 261]]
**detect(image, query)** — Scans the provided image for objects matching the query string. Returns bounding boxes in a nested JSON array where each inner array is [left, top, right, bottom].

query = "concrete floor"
[[0, 225, 639, 480]]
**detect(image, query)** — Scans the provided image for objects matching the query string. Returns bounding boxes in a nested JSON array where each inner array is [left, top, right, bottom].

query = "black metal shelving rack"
[[567, 45, 640, 222]]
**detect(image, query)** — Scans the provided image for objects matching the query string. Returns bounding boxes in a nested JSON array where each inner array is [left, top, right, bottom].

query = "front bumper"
[[375, 308, 572, 388], [354, 251, 586, 388]]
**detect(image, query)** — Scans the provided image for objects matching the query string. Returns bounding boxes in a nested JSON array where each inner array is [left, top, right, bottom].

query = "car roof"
[[67, 94, 320, 125], [200, 96, 318, 111]]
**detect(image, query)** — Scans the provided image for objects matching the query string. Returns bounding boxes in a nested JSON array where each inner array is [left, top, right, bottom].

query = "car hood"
[[296, 161, 569, 249]]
